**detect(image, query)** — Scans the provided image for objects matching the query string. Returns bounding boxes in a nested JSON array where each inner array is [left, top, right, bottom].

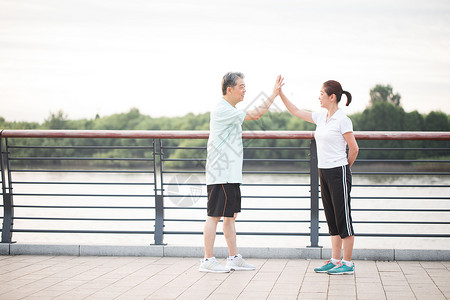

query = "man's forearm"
[[256, 93, 277, 117]]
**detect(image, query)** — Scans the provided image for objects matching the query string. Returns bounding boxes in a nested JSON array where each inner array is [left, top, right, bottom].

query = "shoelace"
[[210, 260, 220, 266], [203, 259, 218, 267], [232, 257, 249, 267], [341, 262, 354, 268], [325, 260, 341, 266], [229, 257, 242, 266]]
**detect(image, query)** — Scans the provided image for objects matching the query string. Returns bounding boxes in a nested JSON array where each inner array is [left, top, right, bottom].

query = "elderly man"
[[199, 72, 284, 273]]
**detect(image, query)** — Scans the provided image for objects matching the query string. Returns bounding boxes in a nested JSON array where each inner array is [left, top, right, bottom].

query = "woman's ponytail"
[[342, 90, 352, 106], [323, 80, 352, 106]]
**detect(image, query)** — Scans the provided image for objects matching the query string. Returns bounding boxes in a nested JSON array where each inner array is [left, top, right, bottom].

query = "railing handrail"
[[0, 130, 449, 246], [1, 130, 449, 140]]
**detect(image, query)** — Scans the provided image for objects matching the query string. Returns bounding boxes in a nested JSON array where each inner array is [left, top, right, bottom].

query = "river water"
[[6, 172, 450, 250]]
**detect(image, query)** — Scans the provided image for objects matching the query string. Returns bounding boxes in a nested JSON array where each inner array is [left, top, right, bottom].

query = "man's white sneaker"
[[199, 257, 230, 273], [226, 254, 256, 271]]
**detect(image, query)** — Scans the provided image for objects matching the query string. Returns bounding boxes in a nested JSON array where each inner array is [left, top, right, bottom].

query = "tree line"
[[1, 85, 448, 168]]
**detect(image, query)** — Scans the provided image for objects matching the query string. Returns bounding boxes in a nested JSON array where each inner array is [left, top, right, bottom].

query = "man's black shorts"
[[207, 183, 241, 217]]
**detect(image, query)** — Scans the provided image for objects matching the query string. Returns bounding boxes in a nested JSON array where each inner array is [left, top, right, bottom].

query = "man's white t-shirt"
[[312, 109, 353, 169], [206, 98, 246, 185]]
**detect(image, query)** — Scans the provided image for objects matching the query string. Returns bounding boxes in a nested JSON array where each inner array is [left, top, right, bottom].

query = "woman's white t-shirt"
[[312, 109, 353, 169]]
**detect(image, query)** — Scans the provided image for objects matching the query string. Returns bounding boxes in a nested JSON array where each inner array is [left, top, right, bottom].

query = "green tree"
[[403, 111, 425, 159], [423, 111, 449, 158], [42, 110, 69, 129], [424, 111, 449, 131], [369, 84, 401, 106], [359, 102, 406, 131], [404, 111, 424, 131], [356, 102, 407, 159]]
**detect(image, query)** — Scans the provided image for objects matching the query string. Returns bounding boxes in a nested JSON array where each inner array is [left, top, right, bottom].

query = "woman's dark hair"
[[222, 72, 244, 96], [323, 80, 352, 106]]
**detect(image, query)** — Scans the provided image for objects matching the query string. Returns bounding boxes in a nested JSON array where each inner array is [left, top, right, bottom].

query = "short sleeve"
[[312, 112, 320, 124], [212, 107, 246, 126], [339, 116, 353, 134]]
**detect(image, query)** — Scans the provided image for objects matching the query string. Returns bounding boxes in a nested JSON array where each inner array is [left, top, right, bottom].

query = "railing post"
[[153, 139, 165, 245], [309, 139, 320, 247], [1, 137, 14, 243]]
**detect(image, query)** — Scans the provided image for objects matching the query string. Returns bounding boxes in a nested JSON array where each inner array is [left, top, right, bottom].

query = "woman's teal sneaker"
[[327, 262, 355, 275], [314, 260, 339, 273]]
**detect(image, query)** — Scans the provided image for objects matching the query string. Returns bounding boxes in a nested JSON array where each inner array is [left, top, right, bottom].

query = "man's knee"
[[207, 216, 221, 224], [223, 214, 237, 224]]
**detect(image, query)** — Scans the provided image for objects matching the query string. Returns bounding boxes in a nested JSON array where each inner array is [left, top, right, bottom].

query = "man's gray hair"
[[221, 72, 244, 96]]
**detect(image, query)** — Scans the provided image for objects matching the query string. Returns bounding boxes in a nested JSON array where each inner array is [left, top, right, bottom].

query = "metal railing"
[[0, 130, 449, 248]]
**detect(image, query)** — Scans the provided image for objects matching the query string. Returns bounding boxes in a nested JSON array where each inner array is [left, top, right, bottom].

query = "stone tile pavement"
[[0, 255, 448, 299]]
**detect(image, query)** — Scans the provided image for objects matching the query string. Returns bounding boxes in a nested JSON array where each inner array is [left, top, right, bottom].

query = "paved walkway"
[[0, 255, 448, 300]]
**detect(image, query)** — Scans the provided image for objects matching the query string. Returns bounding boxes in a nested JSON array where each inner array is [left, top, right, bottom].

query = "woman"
[[280, 80, 359, 275]]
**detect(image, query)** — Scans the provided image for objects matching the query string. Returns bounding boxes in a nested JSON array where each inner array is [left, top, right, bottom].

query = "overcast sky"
[[1, 0, 449, 123]]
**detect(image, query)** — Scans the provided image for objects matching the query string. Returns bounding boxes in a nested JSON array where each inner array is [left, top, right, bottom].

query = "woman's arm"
[[344, 132, 359, 168], [245, 75, 284, 121], [279, 89, 314, 124]]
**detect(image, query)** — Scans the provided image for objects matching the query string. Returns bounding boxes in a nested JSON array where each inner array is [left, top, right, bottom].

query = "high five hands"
[[272, 75, 285, 97]]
